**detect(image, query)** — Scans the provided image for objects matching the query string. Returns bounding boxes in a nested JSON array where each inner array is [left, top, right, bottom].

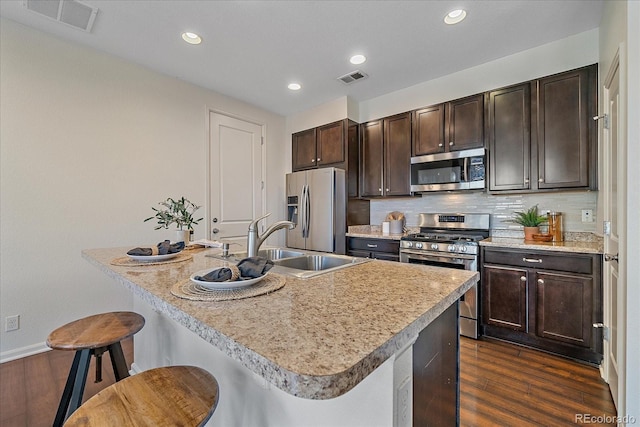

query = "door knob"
[[520, 276, 527, 282], [604, 253, 619, 262], [212, 228, 220, 234], [537, 279, 544, 285], [212, 217, 218, 223]]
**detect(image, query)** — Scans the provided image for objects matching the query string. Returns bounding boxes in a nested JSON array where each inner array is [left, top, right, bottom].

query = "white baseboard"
[[130, 362, 143, 375], [0, 342, 50, 364]]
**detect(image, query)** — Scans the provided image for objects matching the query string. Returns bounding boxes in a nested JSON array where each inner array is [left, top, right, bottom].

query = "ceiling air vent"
[[23, 0, 98, 32], [337, 70, 369, 85]]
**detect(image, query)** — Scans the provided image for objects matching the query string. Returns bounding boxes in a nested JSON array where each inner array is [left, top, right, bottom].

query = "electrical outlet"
[[5, 315, 20, 332], [582, 209, 594, 222]]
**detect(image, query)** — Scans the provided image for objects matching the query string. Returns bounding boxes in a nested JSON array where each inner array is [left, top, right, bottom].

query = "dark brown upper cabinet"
[[360, 112, 411, 197], [412, 94, 484, 156], [292, 120, 345, 171], [487, 64, 597, 192], [487, 83, 532, 191], [536, 66, 596, 189], [292, 128, 317, 171]]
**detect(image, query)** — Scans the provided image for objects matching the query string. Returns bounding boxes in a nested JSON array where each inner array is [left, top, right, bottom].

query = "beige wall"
[[0, 18, 287, 358]]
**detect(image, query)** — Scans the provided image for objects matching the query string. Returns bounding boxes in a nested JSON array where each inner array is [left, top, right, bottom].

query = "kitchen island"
[[82, 246, 477, 426]]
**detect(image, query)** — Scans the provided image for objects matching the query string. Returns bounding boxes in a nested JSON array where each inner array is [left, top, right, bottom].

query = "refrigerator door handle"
[[300, 184, 308, 239], [305, 184, 311, 238]]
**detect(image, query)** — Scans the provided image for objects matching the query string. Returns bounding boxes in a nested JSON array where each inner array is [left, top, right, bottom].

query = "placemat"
[[171, 274, 285, 302], [110, 252, 193, 266]]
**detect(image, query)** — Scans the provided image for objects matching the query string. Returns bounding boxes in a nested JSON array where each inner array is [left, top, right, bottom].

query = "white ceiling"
[[0, 0, 603, 117]]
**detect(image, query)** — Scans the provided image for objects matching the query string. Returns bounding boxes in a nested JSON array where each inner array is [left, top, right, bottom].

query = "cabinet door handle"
[[449, 141, 454, 146], [524, 178, 530, 184], [522, 257, 543, 263], [378, 188, 382, 192], [317, 158, 321, 161], [312, 158, 315, 162], [367, 244, 378, 248], [520, 276, 527, 282], [386, 188, 389, 192], [538, 178, 544, 183], [438, 143, 444, 147], [537, 279, 544, 284]]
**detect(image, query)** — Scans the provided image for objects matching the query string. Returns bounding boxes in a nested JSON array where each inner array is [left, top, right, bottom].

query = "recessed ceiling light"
[[350, 54, 366, 65], [288, 83, 301, 91], [444, 9, 466, 25], [181, 32, 202, 45]]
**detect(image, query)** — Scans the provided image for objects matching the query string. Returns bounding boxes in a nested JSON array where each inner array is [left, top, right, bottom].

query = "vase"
[[523, 226, 539, 241], [175, 229, 190, 244]]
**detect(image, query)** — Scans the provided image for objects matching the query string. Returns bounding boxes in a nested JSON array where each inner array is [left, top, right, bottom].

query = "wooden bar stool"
[[63, 366, 220, 426], [47, 311, 145, 426]]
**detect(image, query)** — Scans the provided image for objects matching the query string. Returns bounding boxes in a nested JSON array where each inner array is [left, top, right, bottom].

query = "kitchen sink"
[[272, 254, 370, 278], [227, 248, 305, 261], [274, 255, 355, 270], [206, 247, 370, 278], [208, 248, 304, 262]]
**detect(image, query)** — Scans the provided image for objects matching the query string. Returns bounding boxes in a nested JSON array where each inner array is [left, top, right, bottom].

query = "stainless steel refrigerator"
[[286, 167, 346, 254]]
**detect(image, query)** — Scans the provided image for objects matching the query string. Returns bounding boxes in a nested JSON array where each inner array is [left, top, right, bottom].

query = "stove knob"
[[459, 245, 468, 253], [431, 243, 439, 250], [406, 241, 413, 248], [448, 244, 456, 252], [416, 242, 423, 249]]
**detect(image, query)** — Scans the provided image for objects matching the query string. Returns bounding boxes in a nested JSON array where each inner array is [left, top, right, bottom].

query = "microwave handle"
[[462, 156, 468, 182]]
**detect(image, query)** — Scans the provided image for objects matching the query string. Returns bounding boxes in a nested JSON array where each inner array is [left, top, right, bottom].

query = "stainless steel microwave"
[[410, 147, 485, 192]]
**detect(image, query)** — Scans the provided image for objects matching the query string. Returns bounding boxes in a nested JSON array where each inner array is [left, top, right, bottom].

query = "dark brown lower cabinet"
[[413, 302, 459, 426], [347, 237, 400, 261], [481, 247, 603, 365]]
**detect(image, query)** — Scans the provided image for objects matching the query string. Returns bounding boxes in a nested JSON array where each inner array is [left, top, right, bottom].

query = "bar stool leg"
[[107, 342, 130, 381], [53, 349, 91, 427]]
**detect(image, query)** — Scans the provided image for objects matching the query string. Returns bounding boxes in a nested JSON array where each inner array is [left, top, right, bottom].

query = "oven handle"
[[400, 249, 476, 263]]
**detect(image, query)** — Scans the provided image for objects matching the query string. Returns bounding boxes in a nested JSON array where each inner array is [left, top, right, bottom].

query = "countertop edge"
[[82, 250, 477, 399], [479, 238, 603, 254]]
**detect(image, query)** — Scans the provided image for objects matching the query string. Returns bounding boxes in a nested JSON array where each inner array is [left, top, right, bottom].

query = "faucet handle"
[[248, 213, 271, 231]]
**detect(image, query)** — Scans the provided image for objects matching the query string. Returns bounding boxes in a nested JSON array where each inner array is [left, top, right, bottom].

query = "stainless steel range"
[[400, 213, 490, 339]]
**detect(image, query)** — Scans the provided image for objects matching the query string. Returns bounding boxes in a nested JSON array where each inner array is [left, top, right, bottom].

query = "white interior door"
[[208, 111, 264, 246], [602, 54, 625, 413]]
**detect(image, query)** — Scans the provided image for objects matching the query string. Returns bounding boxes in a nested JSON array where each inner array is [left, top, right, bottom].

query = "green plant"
[[145, 197, 203, 231], [511, 205, 548, 227]]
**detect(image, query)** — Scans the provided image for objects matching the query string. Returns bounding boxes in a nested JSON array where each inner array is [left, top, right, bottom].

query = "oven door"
[[399, 249, 476, 270], [400, 249, 479, 338]]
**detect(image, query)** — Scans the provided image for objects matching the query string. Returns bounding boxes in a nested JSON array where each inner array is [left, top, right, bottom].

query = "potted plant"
[[511, 205, 547, 241], [145, 197, 203, 243]]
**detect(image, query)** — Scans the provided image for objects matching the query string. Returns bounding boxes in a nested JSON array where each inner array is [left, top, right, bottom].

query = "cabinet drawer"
[[483, 249, 593, 275], [348, 237, 400, 254]]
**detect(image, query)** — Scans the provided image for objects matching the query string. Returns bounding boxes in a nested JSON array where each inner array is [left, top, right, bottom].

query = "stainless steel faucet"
[[246, 213, 296, 257]]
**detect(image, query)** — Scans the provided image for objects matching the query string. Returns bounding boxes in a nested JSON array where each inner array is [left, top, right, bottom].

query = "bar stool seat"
[[47, 311, 145, 426], [64, 366, 220, 426]]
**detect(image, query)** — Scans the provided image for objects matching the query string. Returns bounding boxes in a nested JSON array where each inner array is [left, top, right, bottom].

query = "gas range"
[[399, 213, 490, 339], [400, 213, 490, 256]]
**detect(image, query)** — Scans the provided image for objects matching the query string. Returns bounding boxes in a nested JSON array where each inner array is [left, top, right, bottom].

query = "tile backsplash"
[[370, 191, 598, 237]]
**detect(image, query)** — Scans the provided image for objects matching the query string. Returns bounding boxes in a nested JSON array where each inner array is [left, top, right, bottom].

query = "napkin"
[[194, 267, 235, 282], [237, 257, 274, 278], [193, 257, 273, 282], [127, 240, 185, 256]]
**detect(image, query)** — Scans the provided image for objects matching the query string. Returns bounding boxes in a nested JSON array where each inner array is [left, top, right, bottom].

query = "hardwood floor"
[[460, 337, 616, 426], [0, 338, 133, 427], [0, 336, 615, 426]]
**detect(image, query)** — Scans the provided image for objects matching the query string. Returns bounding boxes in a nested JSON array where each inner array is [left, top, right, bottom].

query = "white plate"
[[127, 252, 181, 262], [190, 268, 268, 290]]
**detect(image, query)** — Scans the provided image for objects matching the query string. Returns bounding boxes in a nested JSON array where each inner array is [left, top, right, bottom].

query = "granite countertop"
[[480, 237, 603, 254], [82, 247, 477, 400], [345, 225, 418, 240]]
